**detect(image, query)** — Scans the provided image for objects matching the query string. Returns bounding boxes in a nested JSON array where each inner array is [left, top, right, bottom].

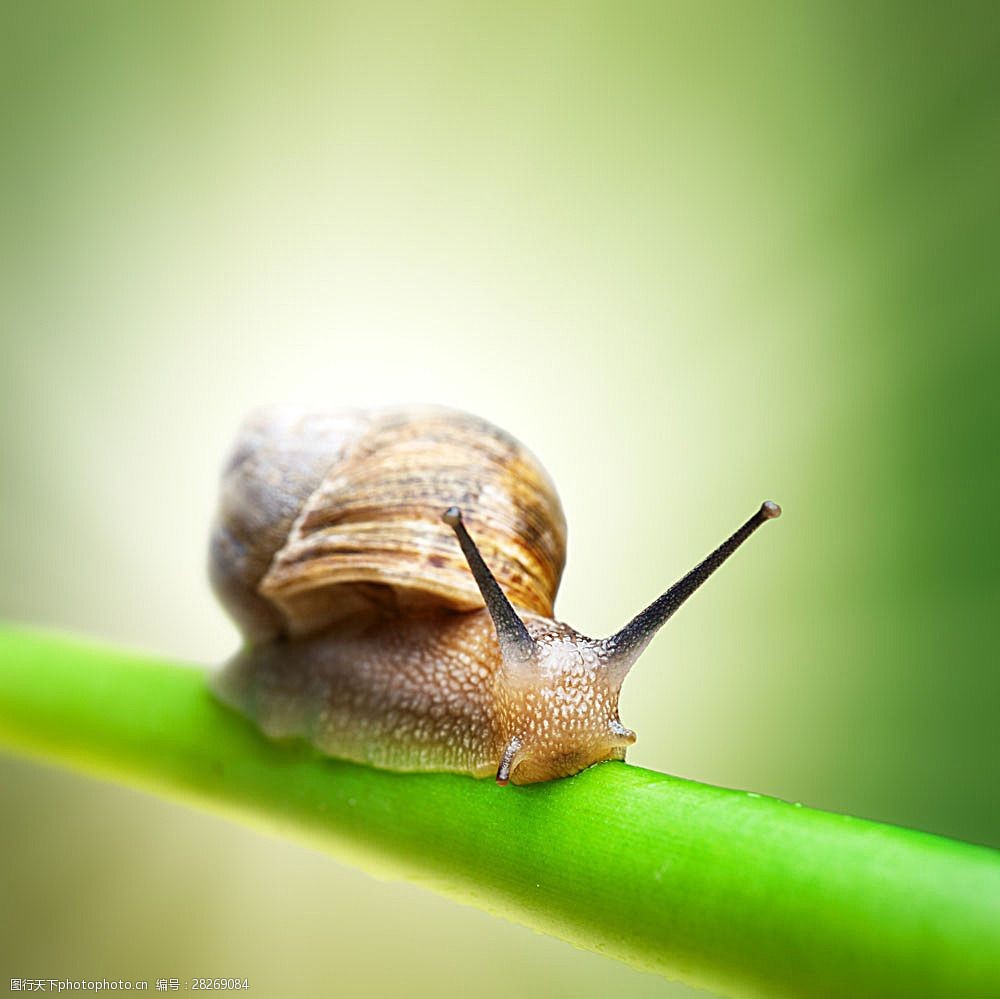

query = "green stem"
[[1, 624, 998, 998]]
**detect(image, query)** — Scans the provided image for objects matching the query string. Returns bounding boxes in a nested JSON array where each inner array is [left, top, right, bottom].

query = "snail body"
[[211, 406, 780, 785]]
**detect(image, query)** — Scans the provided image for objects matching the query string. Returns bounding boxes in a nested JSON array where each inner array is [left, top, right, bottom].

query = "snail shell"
[[210, 406, 567, 641]]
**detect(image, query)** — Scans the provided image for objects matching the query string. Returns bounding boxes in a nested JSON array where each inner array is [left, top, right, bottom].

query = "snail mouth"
[[495, 733, 630, 785], [503, 751, 593, 786]]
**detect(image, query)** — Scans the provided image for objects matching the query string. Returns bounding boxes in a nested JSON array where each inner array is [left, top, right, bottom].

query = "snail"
[[210, 406, 780, 786]]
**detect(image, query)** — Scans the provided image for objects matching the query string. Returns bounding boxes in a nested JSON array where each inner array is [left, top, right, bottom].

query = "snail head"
[[442, 501, 780, 786]]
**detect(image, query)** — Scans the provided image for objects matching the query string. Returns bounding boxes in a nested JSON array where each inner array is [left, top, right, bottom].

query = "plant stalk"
[[1, 624, 998, 998]]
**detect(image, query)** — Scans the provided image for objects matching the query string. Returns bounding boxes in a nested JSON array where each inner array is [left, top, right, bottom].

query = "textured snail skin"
[[210, 405, 631, 785], [214, 609, 634, 785]]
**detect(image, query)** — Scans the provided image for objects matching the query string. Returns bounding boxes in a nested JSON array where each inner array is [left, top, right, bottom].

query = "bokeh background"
[[2, 3, 998, 996]]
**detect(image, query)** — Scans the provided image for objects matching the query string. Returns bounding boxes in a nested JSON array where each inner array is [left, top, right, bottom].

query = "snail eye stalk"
[[600, 501, 782, 674], [442, 507, 536, 664]]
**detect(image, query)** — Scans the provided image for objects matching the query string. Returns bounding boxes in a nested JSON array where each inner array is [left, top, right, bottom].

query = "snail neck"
[[216, 609, 505, 772]]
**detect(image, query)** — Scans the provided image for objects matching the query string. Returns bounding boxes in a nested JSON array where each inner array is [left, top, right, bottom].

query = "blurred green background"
[[1, 3, 998, 997]]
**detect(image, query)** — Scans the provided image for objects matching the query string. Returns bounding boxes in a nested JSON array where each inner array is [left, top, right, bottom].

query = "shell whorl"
[[210, 406, 567, 641]]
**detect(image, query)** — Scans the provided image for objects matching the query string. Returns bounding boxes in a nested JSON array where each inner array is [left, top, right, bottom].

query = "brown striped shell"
[[210, 406, 567, 643]]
